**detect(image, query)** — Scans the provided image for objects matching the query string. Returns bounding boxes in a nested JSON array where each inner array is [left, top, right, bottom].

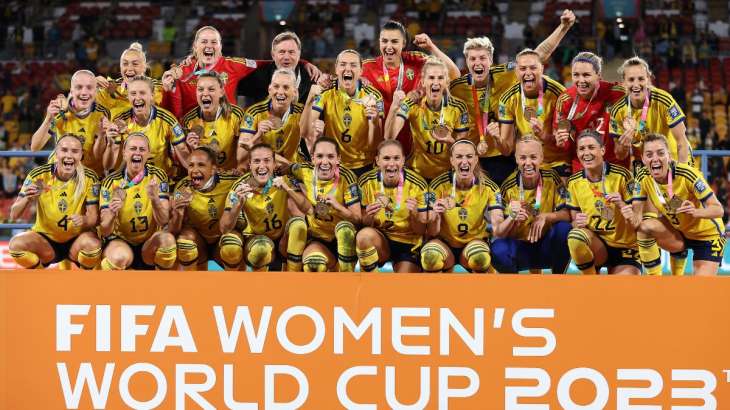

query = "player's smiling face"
[[249, 147, 275, 185], [196, 77, 222, 115], [272, 39, 301, 69], [450, 143, 478, 181], [194, 29, 222, 66], [70, 73, 97, 112], [572, 61, 600, 98], [189, 150, 215, 189], [336, 52, 362, 93], [313, 141, 339, 181], [127, 80, 153, 117], [516, 53, 543, 95], [268, 72, 296, 110], [422, 65, 448, 103], [576, 135, 605, 171], [379, 29, 404, 65], [123, 135, 150, 175], [623, 65, 650, 103], [515, 140, 544, 180], [376, 144, 405, 187], [642, 139, 671, 182], [120, 50, 145, 83], [466, 48, 492, 83], [55, 136, 83, 178]]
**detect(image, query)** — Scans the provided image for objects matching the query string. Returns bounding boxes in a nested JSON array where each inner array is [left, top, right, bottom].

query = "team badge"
[[669, 105, 681, 120], [276, 136, 284, 150], [92, 184, 100, 197], [399, 102, 409, 114], [425, 191, 436, 205], [343, 113, 352, 128], [694, 180, 707, 193], [265, 202, 275, 215], [349, 184, 360, 199], [229, 192, 239, 205], [57, 198, 68, 213], [76, 135, 86, 146], [495, 192, 503, 204], [406, 68, 414, 80], [102, 189, 111, 202], [207, 201, 218, 219], [134, 200, 143, 215], [172, 124, 184, 138], [244, 115, 254, 128], [219, 72, 229, 85], [460, 112, 468, 124], [458, 207, 468, 221], [160, 182, 169, 193], [499, 104, 506, 118]]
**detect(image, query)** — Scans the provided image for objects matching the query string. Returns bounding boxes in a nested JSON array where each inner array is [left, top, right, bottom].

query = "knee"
[[77, 233, 101, 250], [420, 242, 447, 272], [638, 218, 662, 236], [303, 251, 328, 272], [335, 221, 356, 241], [219, 233, 243, 267], [157, 232, 176, 248], [356, 227, 378, 246], [105, 248, 132, 269], [176, 238, 199, 266]]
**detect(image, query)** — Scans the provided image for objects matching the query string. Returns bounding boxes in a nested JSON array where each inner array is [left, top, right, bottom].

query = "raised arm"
[[534, 10, 576, 63]]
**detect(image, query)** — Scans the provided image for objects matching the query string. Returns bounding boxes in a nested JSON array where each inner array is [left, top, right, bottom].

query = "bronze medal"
[[314, 200, 330, 218], [57, 94, 68, 111], [113, 187, 127, 201], [667, 195, 683, 213], [269, 116, 283, 130], [190, 124, 204, 137], [557, 119, 571, 132], [524, 106, 536, 121], [34, 179, 46, 192], [432, 124, 450, 140], [477, 140, 489, 155], [443, 196, 456, 210], [170, 64, 183, 80], [376, 193, 392, 210]]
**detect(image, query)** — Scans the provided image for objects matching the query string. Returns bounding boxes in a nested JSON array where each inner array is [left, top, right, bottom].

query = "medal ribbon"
[[588, 162, 609, 199], [521, 78, 544, 117], [567, 83, 599, 121], [470, 76, 490, 141], [123, 167, 145, 189], [311, 166, 340, 204], [627, 88, 650, 131], [518, 170, 543, 211], [653, 164, 674, 206], [379, 170, 403, 211], [451, 171, 476, 208], [382, 59, 405, 95], [269, 100, 291, 129]]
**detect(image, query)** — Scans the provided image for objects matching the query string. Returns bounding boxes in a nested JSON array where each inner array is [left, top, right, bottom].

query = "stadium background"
[[0, 0, 727, 272]]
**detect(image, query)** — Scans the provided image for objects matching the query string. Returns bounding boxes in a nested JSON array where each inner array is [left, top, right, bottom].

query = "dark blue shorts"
[[383, 238, 420, 267], [38, 233, 73, 266], [684, 236, 726, 263]]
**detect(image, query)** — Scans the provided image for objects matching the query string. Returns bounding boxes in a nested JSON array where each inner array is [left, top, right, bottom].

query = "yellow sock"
[[670, 250, 688, 276], [420, 242, 447, 272], [77, 248, 101, 270], [176, 239, 199, 270], [464, 241, 491, 273], [285, 217, 307, 271], [567, 228, 597, 275], [100, 257, 123, 271], [637, 235, 662, 276], [10, 250, 40, 269], [154, 246, 177, 270], [303, 252, 328, 272], [246, 235, 274, 269], [57, 259, 75, 270], [219, 233, 243, 269], [335, 221, 357, 272], [356, 245, 379, 272]]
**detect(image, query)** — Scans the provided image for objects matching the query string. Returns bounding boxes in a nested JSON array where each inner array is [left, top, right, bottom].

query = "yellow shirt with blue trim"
[[429, 171, 503, 247], [312, 82, 385, 169], [173, 172, 242, 244], [290, 163, 360, 242], [20, 164, 100, 243], [48, 102, 110, 176], [224, 174, 293, 240], [498, 75, 566, 166], [449, 63, 517, 157], [634, 163, 724, 241], [500, 168, 568, 241], [111, 106, 186, 177], [397, 95, 469, 180], [609, 87, 687, 162], [358, 168, 428, 246], [566, 163, 636, 248], [182, 105, 244, 171], [241, 99, 303, 162], [96, 77, 164, 112], [100, 164, 170, 245]]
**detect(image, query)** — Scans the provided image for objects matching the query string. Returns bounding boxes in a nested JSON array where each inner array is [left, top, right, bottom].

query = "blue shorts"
[[38, 233, 73, 266], [491, 221, 572, 273], [383, 238, 420, 267], [684, 236, 726, 263]]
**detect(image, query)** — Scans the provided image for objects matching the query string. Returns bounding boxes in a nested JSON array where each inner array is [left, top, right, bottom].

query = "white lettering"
[[118, 363, 167, 410], [265, 365, 309, 409], [334, 307, 382, 355], [121, 305, 155, 352], [150, 306, 197, 352], [385, 366, 430, 409], [276, 306, 325, 355], [336, 366, 377, 410], [56, 304, 90, 352], [504, 367, 550, 409], [511, 309, 555, 357], [213, 306, 272, 354], [392, 308, 430, 355], [56, 362, 114, 409], [438, 367, 480, 410], [175, 364, 216, 410], [439, 308, 484, 356]]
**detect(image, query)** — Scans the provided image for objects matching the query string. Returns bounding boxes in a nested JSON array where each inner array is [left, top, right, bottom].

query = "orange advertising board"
[[1, 270, 730, 409]]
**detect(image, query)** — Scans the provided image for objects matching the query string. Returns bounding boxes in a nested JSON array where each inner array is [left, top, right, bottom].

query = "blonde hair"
[[127, 75, 155, 93], [515, 48, 541, 62], [122, 42, 146, 64], [272, 31, 302, 51], [191, 26, 222, 57], [55, 134, 86, 203], [336, 49, 362, 66], [70, 69, 96, 85], [618, 56, 653, 79], [421, 56, 448, 78], [463, 37, 494, 59]]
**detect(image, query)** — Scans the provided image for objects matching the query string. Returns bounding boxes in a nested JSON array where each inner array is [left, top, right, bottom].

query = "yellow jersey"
[[96, 77, 164, 112], [182, 105, 244, 171], [500, 168, 568, 241], [498, 75, 567, 166], [359, 168, 428, 246], [397, 95, 469, 180], [112, 106, 186, 177], [429, 171, 503, 248], [449, 63, 518, 157], [566, 163, 636, 248], [634, 163, 724, 241], [312, 82, 385, 169], [21, 164, 100, 243], [173, 172, 241, 244], [290, 163, 360, 242], [48, 102, 110, 175], [224, 174, 292, 240], [241, 99, 304, 162], [100, 164, 170, 245], [609, 87, 687, 162]]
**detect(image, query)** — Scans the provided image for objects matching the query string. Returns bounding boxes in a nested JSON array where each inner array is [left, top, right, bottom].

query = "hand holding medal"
[[431, 123, 452, 142], [555, 119, 572, 147], [314, 196, 330, 219]]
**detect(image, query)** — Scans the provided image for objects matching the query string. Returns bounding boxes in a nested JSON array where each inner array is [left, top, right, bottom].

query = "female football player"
[[566, 130, 640, 275], [99, 132, 177, 270], [385, 57, 469, 181], [31, 70, 109, 176], [422, 140, 504, 273], [220, 143, 309, 271], [491, 136, 572, 273], [182, 71, 244, 171], [289, 137, 361, 271], [627, 134, 725, 276], [95, 42, 163, 112], [356, 140, 429, 272], [170, 146, 243, 270], [9, 134, 101, 269]]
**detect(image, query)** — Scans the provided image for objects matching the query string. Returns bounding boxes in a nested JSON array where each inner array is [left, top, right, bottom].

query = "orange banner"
[[1, 271, 730, 409]]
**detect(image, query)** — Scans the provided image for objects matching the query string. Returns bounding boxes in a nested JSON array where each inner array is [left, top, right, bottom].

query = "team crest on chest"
[[57, 198, 68, 213], [406, 68, 414, 80], [265, 201, 275, 215], [343, 112, 352, 128], [207, 198, 218, 219], [458, 207, 468, 221], [219, 72, 229, 85], [134, 200, 143, 215]]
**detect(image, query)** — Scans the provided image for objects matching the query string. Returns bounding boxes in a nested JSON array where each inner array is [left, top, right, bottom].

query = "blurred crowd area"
[[0, 0, 729, 223]]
